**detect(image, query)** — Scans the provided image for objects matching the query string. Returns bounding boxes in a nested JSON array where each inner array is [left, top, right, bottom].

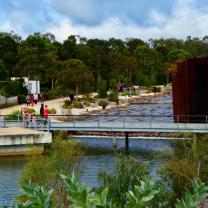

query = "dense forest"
[[1, 31, 208, 97]]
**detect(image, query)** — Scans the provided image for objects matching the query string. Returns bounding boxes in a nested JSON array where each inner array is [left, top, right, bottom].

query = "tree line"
[[1, 31, 208, 97]]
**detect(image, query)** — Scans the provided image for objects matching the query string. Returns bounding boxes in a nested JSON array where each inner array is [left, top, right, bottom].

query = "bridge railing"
[[47, 114, 208, 122], [1, 114, 208, 131], [0, 114, 50, 131], [48, 114, 208, 131]]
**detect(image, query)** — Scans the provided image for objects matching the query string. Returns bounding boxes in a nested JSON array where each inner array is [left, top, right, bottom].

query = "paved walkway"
[[0, 127, 48, 136], [0, 97, 66, 115], [0, 91, 167, 116]]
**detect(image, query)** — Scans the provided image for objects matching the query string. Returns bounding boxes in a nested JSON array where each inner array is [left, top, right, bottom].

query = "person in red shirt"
[[30, 94, 34, 106], [43, 105, 49, 119]]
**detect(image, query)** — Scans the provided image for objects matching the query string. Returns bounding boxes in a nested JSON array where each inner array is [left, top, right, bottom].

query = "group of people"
[[21, 97, 49, 128], [117, 82, 125, 92], [22, 105, 49, 127], [26, 93, 43, 106], [40, 104, 49, 119], [117, 82, 136, 93], [21, 107, 37, 127]]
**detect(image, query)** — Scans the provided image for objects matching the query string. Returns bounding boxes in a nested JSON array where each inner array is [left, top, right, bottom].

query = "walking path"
[[0, 97, 66, 115], [0, 86, 170, 116], [0, 127, 48, 136]]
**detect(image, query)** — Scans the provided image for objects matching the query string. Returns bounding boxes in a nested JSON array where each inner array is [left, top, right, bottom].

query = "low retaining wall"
[[0, 145, 44, 156], [0, 133, 52, 146], [0, 127, 52, 156], [0, 96, 18, 105]]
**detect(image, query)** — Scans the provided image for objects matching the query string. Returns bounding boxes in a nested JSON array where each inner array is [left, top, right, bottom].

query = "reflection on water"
[[78, 137, 170, 189], [79, 155, 164, 189], [0, 158, 27, 206], [0, 94, 173, 206]]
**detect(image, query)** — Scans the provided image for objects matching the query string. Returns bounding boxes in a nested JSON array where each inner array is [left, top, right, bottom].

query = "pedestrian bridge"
[[1, 114, 208, 134], [2, 114, 208, 152]]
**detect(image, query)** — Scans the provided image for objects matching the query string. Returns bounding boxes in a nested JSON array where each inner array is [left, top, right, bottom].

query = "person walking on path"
[[34, 93, 38, 104], [43, 105, 49, 125], [30, 94, 34, 106], [31, 113, 37, 128], [40, 103, 44, 118], [23, 111, 30, 127], [69, 94, 74, 103], [26, 95, 30, 106], [43, 105, 49, 119]]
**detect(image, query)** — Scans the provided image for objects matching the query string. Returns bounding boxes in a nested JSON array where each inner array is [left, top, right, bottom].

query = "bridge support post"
[[50, 130, 54, 138], [125, 132, 129, 152], [47, 117, 51, 132], [112, 136, 117, 151]]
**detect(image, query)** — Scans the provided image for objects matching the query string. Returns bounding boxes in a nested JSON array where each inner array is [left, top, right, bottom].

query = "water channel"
[[0, 94, 173, 206]]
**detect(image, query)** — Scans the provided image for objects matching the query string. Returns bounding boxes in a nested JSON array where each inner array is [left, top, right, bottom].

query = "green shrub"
[[131, 91, 138, 96], [83, 94, 95, 102], [63, 104, 72, 109], [98, 155, 149, 207], [47, 90, 59, 99], [175, 180, 208, 208], [94, 95, 100, 99], [4, 110, 21, 120], [8, 173, 207, 208], [161, 134, 208, 201], [3, 78, 27, 97], [108, 92, 118, 103], [0, 102, 18, 109], [98, 99, 108, 109], [98, 79, 107, 98], [109, 79, 117, 91], [49, 108, 57, 114], [121, 92, 129, 96], [16, 181, 53, 207], [27, 108, 36, 114], [152, 86, 161, 93], [72, 101, 83, 109], [83, 101, 90, 107], [63, 100, 72, 109], [19, 139, 84, 207]]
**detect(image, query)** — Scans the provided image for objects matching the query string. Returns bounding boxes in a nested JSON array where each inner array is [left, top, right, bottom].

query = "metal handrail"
[[1, 114, 208, 133], [1, 114, 208, 117]]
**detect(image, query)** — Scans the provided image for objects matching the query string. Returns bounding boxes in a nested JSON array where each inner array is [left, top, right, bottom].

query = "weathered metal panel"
[[172, 58, 208, 123]]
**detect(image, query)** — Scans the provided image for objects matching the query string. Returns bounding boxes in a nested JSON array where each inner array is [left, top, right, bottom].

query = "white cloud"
[[1, 0, 208, 42], [149, 10, 167, 26], [46, 0, 208, 42], [44, 0, 97, 24], [0, 20, 25, 36]]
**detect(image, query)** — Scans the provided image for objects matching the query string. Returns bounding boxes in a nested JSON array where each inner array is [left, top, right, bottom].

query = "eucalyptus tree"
[[0, 32, 19, 76], [0, 59, 8, 80], [58, 59, 94, 99], [134, 45, 163, 85], [15, 33, 56, 86]]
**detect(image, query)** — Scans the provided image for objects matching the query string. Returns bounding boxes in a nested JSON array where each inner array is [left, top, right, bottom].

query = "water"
[[0, 94, 173, 206], [81, 94, 173, 123], [78, 137, 171, 189], [0, 158, 27, 206]]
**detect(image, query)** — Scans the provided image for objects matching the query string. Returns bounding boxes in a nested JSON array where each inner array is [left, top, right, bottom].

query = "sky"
[[1, 0, 208, 42]]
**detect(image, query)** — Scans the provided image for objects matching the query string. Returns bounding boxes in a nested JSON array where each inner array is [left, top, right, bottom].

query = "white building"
[[11, 77, 40, 94]]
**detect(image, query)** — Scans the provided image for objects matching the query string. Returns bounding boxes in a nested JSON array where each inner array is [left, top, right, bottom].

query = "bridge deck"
[[49, 121, 208, 133], [2, 121, 208, 133]]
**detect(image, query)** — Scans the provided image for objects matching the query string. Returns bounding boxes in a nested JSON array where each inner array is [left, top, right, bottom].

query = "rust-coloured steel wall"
[[172, 58, 208, 123]]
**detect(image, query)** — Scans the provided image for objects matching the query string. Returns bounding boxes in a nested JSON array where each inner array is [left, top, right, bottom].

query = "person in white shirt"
[[34, 93, 38, 104]]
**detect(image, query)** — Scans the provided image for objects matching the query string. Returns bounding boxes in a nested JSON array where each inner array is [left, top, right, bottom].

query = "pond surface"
[[0, 94, 173, 206]]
